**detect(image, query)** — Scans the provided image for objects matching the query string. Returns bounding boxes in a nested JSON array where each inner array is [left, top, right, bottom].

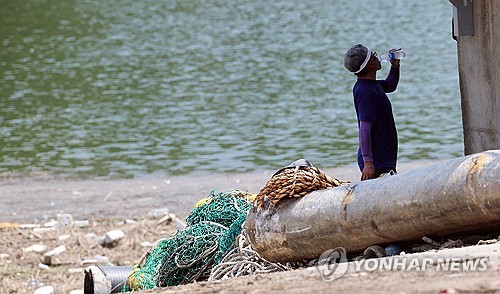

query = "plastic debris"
[[34, 285, 55, 294], [148, 208, 170, 218], [73, 220, 90, 228], [38, 263, 50, 270], [43, 245, 66, 265], [156, 213, 175, 225], [23, 244, 48, 253], [19, 223, 40, 229], [44, 245, 66, 257], [141, 241, 152, 247], [175, 218, 187, 230], [363, 245, 386, 258], [81, 258, 99, 265], [57, 213, 74, 226], [385, 244, 403, 256], [43, 220, 59, 228], [68, 268, 85, 274], [58, 234, 71, 241], [85, 233, 97, 240], [100, 230, 125, 248], [28, 279, 45, 288], [33, 227, 57, 233], [94, 255, 110, 264]]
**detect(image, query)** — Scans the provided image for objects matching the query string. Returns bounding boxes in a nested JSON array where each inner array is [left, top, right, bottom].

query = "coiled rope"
[[209, 234, 289, 281], [255, 165, 349, 207]]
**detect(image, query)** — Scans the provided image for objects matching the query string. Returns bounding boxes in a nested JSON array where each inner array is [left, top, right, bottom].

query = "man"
[[343, 44, 400, 181]]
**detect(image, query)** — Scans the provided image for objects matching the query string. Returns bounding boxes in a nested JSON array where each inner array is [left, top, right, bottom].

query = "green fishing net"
[[123, 190, 252, 291]]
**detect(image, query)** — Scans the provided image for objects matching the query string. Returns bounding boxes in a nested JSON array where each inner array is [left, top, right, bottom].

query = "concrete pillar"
[[456, 0, 500, 154]]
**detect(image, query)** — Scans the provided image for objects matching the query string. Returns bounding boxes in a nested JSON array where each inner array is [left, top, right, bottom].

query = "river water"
[[0, 0, 461, 178]]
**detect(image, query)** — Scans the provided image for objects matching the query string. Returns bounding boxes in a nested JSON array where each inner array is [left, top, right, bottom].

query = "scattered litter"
[[148, 207, 170, 218], [384, 244, 403, 256], [57, 214, 74, 226], [81, 258, 99, 265], [116, 219, 136, 226], [28, 279, 45, 288], [440, 239, 463, 249], [34, 285, 55, 294], [85, 233, 97, 240], [23, 244, 48, 253], [156, 213, 175, 225], [422, 236, 441, 247], [421, 236, 464, 250], [478, 239, 498, 245], [141, 241, 152, 247], [33, 227, 57, 233], [59, 234, 71, 241], [68, 268, 85, 274], [44, 245, 66, 257], [1, 215, 179, 292], [19, 223, 41, 229], [363, 245, 386, 258], [99, 230, 125, 248], [408, 243, 435, 253], [94, 255, 110, 265], [43, 245, 66, 265], [38, 263, 50, 270], [81, 255, 111, 266], [175, 218, 187, 230], [43, 220, 59, 228], [73, 220, 90, 228]]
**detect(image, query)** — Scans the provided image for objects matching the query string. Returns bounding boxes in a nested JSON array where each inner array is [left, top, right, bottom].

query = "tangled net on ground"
[[255, 164, 350, 208], [123, 190, 252, 291], [214, 213, 247, 264], [121, 163, 348, 291], [209, 234, 289, 281]]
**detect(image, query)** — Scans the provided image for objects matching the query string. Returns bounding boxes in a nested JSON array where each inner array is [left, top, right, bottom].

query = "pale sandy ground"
[[3, 159, 500, 293], [0, 161, 441, 223], [154, 242, 500, 294]]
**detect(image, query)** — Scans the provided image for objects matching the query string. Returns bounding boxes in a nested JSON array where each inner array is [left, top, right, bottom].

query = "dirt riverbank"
[[0, 161, 438, 223], [4, 160, 499, 293]]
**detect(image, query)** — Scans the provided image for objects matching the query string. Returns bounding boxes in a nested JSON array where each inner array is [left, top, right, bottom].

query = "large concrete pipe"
[[245, 150, 500, 262]]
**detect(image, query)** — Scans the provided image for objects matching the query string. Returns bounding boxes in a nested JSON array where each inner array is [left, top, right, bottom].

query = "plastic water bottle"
[[379, 49, 406, 62]]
